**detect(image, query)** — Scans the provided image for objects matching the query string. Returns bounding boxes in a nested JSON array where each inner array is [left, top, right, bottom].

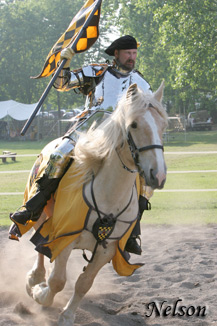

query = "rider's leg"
[[10, 138, 75, 225], [125, 195, 151, 255]]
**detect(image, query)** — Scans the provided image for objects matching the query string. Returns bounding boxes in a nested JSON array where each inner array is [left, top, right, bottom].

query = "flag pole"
[[20, 59, 66, 136], [20, 0, 102, 136]]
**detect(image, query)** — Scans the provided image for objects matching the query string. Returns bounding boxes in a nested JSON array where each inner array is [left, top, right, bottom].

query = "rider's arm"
[[53, 67, 91, 94], [53, 48, 95, 94], [54, 48, 108, 95]]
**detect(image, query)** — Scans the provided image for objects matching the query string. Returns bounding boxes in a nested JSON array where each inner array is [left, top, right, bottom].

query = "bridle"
[[117, 131, 164, 176], [127, 132, 164, 176]]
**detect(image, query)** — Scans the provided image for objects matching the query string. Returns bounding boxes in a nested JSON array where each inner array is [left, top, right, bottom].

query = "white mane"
[[72, 85, 167, 181]]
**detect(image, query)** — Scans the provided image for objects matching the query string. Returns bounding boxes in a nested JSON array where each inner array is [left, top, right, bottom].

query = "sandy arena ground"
[[0, 223, 216, 326]]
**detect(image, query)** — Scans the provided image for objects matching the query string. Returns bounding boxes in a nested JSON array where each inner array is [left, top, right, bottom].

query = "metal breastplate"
[[86, 69, 150, 111]]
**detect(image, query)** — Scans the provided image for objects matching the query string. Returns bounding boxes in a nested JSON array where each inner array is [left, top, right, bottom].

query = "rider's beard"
[[115, 58, 135, 72]]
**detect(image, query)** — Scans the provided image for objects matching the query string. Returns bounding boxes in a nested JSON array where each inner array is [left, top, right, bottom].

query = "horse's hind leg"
[[31, 245, 72, 307], [58, 242, 116, 326]]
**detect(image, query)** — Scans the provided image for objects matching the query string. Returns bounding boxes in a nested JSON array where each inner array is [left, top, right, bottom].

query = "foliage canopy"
[[0, 0, 216, 118]]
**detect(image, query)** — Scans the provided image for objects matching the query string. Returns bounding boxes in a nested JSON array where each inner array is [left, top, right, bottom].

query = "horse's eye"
[[131, 121, 137, 129]]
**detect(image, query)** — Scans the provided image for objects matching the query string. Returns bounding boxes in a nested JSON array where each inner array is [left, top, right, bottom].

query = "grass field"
[[0, 129, 217, 226]]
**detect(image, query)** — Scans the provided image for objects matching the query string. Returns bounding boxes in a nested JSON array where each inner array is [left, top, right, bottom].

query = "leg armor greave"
[[45, 137, 75, 179], [10, 137, 75, 226]]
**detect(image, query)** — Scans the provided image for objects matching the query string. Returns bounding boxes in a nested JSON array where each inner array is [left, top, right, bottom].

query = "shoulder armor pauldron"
[[134, 69, 145, 79], [82, 63, 109, 78]]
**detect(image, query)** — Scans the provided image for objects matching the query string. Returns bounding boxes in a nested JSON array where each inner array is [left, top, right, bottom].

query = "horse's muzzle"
[[148, 167, 167, 189]]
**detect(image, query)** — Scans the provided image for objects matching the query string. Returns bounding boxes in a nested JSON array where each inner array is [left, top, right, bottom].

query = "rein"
[[116, 148, 138, 174], [116, 133, 164, 175]]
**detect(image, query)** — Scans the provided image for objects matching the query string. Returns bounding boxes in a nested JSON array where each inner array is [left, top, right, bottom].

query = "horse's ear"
[[126, 83, 138, 99], [154, 80, 165, 102]]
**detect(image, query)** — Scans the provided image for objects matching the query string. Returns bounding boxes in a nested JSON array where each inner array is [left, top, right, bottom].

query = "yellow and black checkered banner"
[[33, 0, 102, 79]]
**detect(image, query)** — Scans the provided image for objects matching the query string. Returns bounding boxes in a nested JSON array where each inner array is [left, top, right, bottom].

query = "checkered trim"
[[34, 0, 101, 79], [98, 226, 113, 241]]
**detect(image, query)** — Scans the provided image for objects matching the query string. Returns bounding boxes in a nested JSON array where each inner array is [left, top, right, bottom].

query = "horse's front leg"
[[58, 242, 117, 326], [26, 253, 46, 297], [31, 245, 72, 307], [26, 213, 48, 296]]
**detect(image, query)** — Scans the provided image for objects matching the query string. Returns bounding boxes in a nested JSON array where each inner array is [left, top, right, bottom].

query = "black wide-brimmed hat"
[[105, 35, 138, 56]]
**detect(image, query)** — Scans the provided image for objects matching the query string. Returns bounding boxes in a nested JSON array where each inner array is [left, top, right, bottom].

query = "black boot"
[[10, 176, 60, 225], [139, 195, 151, 212], [125, 216, 142, 255], [10, 193, 46, 225], [125, 236, 142, 255], [125, 196, 151, 255]]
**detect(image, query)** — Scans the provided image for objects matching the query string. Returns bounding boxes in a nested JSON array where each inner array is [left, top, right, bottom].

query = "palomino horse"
[[21, 82, 167, 326]]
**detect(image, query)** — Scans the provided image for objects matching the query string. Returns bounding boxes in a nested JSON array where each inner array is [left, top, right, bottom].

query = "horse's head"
[[125, 82, 168, 189], [74, 81, 167, 189]]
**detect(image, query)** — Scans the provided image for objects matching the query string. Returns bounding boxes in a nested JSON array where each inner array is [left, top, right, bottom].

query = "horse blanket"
[[12, 159, 143, 277]]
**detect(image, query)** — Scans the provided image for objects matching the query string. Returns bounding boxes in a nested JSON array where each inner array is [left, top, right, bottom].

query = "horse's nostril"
[[150, 169, 155, 180]]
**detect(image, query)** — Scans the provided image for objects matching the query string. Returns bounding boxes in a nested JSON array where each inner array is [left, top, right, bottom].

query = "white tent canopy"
[[0, 100, 38, 120]]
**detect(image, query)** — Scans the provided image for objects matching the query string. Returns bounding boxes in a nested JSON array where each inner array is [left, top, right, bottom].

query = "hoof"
[[26, 269, 46, 297], [32, 283, 54, 307], [58, 310, 75, 326]]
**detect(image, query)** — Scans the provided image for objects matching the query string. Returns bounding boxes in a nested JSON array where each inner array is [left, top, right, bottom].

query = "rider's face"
[[114, 49, 137, 71]]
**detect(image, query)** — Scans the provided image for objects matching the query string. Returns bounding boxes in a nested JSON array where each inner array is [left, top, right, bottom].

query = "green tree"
[[1, 0, 216, 119], [115, 0, 217, 115], [0, 0, 91, 108], [155, 0, 217, 112], [0, 0, 121, 111]]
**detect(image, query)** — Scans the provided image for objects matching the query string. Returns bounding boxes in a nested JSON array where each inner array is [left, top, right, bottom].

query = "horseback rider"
[[10, 35, 152, 255]]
